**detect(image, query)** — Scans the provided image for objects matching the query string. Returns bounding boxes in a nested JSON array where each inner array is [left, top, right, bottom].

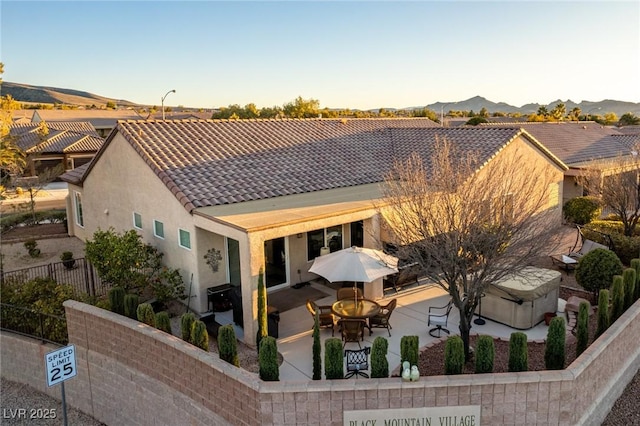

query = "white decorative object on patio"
[[308, 246, 399, 283]]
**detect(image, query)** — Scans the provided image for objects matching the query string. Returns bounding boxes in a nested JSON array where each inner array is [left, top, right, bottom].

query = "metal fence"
[[0, 303, 67, 345], [0, 257, 109, 299]]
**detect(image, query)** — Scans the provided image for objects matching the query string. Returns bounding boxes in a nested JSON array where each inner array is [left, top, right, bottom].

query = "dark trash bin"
[[267, 306, 280, 338], [229, 286, 243, 328]]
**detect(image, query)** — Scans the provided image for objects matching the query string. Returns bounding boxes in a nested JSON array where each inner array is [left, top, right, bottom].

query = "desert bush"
[[400, 335, 419, 367], [191, 320, 209, 351], [444, 336, 465, 375], [576, 302, 589, 357], [508, 332, 528, 372], [324, 338, 343, 380], [611, 275, 625, 322], [23, 239, 40, 257], [312, 312, 321, 380], [218, 324, 239, 367], [563, 196, 602, 225], [259, 336, 279, 381], [596, 289, 610, 339], [576, 249, 623, 298], [180, 312, 196, 343], [155, 311, 172, 334], [108, 287, 126, 315], [475, 335, 495, 374], [371, 337, 389, 378], [545, 317, 566, 370], [136, 303, 155, 327], [623, 268, 636, 309], [584, 222, 640, 265], [124, 294, 139, 319]]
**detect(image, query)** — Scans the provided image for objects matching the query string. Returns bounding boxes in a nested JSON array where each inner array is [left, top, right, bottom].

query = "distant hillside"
[[1, 82, 139, 108]]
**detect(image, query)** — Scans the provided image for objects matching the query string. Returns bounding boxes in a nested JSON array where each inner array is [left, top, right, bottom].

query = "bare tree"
[[380, 138, 562, 360], [578, 147, 640, 237]]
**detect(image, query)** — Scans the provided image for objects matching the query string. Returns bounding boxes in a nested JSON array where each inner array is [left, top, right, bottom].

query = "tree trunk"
[[459, 313, 472, 362]]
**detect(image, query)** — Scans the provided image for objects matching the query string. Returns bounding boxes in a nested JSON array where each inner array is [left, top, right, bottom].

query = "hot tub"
[[479, 267, 561, 329]]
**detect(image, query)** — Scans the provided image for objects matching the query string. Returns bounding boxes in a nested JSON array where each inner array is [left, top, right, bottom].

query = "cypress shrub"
[[596, 289, 610, 339], [324, 338, 343, 380], [155, 311, 172, 334], [611, 275, 625, 322], [544, 316, 566, 370], [123, 293, 139, 319], [256, 267, 267, 353], [259, 336, 279, 381], [400, 335, 419, 367], [312, 312, 321, 380], [575, 249, 623, 299], [623, 268, 636, 310], [218, 324, 239, 367], [370, 336, 389, 378], [136, 303, 155, 327], [474, 335, 495, 374], [631, 258, 640, 301], [576, 302, 589, 357], [191, 320, 209, 351], [108, 287, 126, 315], [508, 332, 528, 372], [180, 312, 196, 343], [444, 336, 465, 375]]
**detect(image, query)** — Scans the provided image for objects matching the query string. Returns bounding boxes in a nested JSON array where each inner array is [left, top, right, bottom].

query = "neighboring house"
[[482, 121, 640, 204], [9, 121, 104, 178], [60, 118, 566, 345]]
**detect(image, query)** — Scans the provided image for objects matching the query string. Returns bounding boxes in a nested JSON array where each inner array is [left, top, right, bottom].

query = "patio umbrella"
[[309, 246, 399, 284]]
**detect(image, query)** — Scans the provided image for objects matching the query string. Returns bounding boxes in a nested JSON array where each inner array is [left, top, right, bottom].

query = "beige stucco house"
[[61, 118, 567, 345]]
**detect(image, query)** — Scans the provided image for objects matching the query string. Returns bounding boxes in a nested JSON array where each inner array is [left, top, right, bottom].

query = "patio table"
[[549, 254, 578, 272], [332, 299, 381, 335]]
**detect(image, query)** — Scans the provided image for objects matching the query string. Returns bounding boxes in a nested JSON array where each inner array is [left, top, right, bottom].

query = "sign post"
[[45, 345, 77, 426]]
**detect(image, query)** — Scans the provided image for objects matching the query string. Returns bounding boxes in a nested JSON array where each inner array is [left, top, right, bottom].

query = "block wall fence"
[[1, 299, 639, 425]]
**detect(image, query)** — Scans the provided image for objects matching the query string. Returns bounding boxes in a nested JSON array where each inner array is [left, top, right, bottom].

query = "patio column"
[[240, 233, 265, 346], [363, 214, 384, 300]]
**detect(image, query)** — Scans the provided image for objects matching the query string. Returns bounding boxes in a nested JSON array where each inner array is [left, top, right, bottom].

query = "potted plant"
[[60, 251, 75, 269]]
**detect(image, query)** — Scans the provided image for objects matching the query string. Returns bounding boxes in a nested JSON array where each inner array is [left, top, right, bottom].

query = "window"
[[179, 229, 191, 250], [307, 225, 343, 260], [74, 191, 84, 227], [154, 220, 165, 239], [133, 212, 142, 229]]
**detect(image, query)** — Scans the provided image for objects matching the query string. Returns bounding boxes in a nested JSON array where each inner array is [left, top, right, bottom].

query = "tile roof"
[[69, 118, 561, 213], [9, 121, 104, 154], [482, 121, 632, 166]]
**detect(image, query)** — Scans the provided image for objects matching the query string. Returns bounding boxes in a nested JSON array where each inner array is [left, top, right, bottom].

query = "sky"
[[1, 1, 639, 110]]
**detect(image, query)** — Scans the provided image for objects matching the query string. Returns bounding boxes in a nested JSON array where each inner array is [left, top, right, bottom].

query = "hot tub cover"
[[488, 267, 561, 302]]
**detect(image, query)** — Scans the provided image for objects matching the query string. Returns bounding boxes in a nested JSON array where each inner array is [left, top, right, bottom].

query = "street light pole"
[[440, 103, 449, 127], [161, 89, 176, 120]]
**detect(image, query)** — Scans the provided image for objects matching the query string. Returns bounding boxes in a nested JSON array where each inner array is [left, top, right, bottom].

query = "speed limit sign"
[[45, 345, 77, 387]]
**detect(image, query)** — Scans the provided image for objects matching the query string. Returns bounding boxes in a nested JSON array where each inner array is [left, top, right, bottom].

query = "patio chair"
[[368, 298, 397, 336], [306, 299, 335, 336], [344, 346, 371, 379], [337, 287, 364, 301], [339, 318, 366, 348], [567, 225, 613, 259], [428, 299, 453, 338]]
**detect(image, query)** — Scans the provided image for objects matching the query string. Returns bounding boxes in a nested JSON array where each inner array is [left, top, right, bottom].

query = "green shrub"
[[191, 320, 209, 351], [576, 249, 623, 298], [324, 338, 343, 380], [623, 268, 636, 309], [576, 302, 589, 357], [218, 324, 239, 367], [611, 275, 625, 322], [444, 336, 465, 375], [563, 196, 602, 225], [155, 311, 172, 334], [596, 289, 610, 339], [124, 294, 139, 319], [312, 312, 321, 380], [584, 222, 640, 265], [23, 239, 40, 258], [108, 287, 126, 315], [508, 332, 528, 372], [180, 312, 196, 343], [136, 303, 155, 327], [474, 335, 495, 374], [256, 268, 267, 353], [632, 259, 640, 301], [400, 335, 419, 367], [371, 337, 389, 378], [544, 317, 566, 370], [259, 336, 279, 381]]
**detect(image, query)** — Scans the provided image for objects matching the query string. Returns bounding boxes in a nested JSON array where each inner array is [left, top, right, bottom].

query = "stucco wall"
[[4, 299, 638, 425]]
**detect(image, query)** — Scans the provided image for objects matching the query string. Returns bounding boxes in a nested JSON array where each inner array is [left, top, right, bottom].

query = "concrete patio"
[[216, 278, 559, 381]]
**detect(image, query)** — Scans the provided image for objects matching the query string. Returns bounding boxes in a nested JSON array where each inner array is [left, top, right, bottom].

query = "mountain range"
[[2, 81, 639, 117]]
